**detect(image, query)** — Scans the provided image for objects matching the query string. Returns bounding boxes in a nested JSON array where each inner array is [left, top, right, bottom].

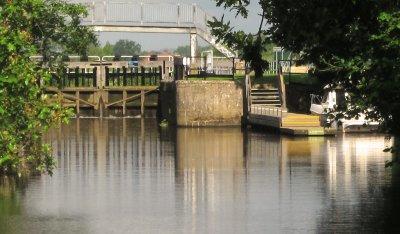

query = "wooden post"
[[76, 91, 80, 118], [232, 57, 235, 80], [158, 66, 162, 84], [152, 67, 156, 85], [81, 68, 85, 86], [105, 66, 109, 87], [123, 66, 127, 86], [130, 67, 134, 85], [98, 92, 104, 119], [278, 67, 287, 110], [162, 61, 166, 79], [75, 67, 79, 87], [141, 66, 145, 86], [117, 68, 121, 86], [140, 90, 145, 117], [123, 90, 127, 116], [136, 67, 139, 86], [93, 67, 97, 87]]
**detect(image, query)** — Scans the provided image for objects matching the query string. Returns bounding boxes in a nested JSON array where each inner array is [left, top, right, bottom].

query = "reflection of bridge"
[[71, 0, 236, 58]]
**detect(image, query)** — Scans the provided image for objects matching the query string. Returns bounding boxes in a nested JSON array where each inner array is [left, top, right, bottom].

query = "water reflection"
[[0, 119, 397, 233]]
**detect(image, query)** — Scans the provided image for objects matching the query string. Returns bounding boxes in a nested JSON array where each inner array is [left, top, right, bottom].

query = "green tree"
[[88, 42, 114, 57], [264, 0, 400, 160], [208, 1, 269, 78], [0, 0, 96, 176], [211, 0, 400, 162], [113, 39, 141, 56], [174, 45, 191, 57]]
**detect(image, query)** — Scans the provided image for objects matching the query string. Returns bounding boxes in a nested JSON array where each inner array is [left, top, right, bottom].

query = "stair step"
[[284, 117, 320, 121], [251, 92, 279, 95], [251, 98, 281, 102], [283, 120, 320, 124], [251, 96, 280, 100], [251, 88, 279, 91], [282, 123, 321, 127], [251, 92, 280, 95], [252, 102, 281, 104], [252, 104, 282, 107]]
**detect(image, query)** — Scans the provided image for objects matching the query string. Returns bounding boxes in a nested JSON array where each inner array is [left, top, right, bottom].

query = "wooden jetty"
[[245, 71, 335, 136], [248, 106, 336, 136]]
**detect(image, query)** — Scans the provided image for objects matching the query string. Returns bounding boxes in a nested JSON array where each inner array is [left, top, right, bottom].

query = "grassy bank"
[[186, 73, 319, 86]]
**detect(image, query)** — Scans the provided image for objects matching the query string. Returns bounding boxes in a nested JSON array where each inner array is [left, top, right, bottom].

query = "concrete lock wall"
[[160, 80, 244, 126]]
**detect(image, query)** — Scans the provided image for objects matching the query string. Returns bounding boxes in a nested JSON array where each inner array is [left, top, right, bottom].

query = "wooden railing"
[[250, 106, 284, 118], [50, 67, 97, 88], [105, 66, 162, 87]]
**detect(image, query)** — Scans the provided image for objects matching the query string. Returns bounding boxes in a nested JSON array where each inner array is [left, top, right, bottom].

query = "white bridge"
[[71, 0, 236, 58]]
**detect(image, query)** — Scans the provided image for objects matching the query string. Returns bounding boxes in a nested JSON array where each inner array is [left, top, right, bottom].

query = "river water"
[[1, 118, 399, 233]]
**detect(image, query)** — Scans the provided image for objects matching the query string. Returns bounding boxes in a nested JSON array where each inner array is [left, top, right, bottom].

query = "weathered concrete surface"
[[176, 80, 243, 126], [160, 80, 244, 126]]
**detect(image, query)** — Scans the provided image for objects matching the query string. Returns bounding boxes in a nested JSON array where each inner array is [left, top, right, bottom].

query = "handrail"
[[250, 105, 283, 118], [71, 1, 213, 33], [101, 55, 174, 61], [30, 55, 101, 62]]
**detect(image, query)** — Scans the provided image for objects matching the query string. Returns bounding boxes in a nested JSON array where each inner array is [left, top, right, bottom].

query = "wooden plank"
[[61, 92, 96, 107], [122, 90, 127, 116], [105, 89, 156, 108], [141, 90, 145, 116], [76, 91, 80, 117]]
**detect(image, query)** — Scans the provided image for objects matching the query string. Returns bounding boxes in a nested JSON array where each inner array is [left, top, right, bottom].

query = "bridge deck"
[[70, 0, 235, 57]]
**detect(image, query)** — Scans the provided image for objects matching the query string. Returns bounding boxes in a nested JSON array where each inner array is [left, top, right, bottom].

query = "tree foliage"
[[208, 1, 269, 78], [264, 1, 400, 134], [212, 0, 400, 160], [88, 42, 114, 57], [0, 0, 96, 176], [113, 39, 142, 56], [88, 40, 142, 57]]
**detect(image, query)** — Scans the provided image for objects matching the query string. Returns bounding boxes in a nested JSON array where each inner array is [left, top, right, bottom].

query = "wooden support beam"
[[122, 90, 127, 116], [141, 90, 145, 117], [76, 91, 80, 117], [277, 69, 287, 110], [61, 92, 96, 107], [105, 89, 156, 108], [99, 97, 103, 118]]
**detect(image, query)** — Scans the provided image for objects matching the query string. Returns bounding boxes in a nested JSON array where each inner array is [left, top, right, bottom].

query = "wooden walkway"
[[248, 106, 335, 136]]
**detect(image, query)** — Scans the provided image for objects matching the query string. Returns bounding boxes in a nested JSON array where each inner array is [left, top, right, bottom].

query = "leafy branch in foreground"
[[208, 4, 269, 78], [0, 0, 96, 176]]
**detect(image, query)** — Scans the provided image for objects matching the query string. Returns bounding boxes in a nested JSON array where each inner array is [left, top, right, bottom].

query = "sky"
[[95, 0, 262, 50]]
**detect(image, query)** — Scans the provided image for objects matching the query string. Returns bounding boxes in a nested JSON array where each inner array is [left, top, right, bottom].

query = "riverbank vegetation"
[[0, 0, 96, 176]]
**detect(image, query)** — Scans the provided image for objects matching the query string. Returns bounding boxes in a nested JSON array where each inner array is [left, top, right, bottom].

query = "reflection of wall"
[[324, 135, 390, 194], [45, 119, 176, 175], [175, 127, 247, 233], [176, 127, 244, 171]]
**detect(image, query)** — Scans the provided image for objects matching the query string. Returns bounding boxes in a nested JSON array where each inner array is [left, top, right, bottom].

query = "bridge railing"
[[71, 1, 213, 33]]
